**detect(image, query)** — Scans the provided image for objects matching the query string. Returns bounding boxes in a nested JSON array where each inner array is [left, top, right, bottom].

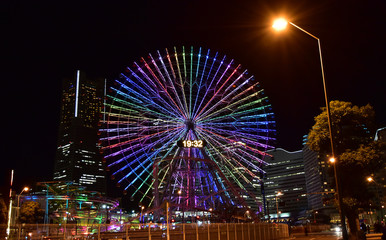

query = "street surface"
[[290, 232, 383, 240]]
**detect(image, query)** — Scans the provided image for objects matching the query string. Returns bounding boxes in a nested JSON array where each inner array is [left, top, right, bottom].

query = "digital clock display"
[[177, 140, 206, 148]]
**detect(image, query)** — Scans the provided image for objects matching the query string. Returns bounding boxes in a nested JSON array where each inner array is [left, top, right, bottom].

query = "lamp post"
[[367, 176, 384, 222], [17, 187, 28, 240], [273, 18, 348, 240], [140, 206, 145, 224], [17, 187, 29, 220], [178, 189, 185, 223], [275, 191, 282, 221]]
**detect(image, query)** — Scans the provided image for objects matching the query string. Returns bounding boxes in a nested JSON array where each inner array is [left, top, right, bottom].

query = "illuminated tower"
[[53, 70, 106, 194]]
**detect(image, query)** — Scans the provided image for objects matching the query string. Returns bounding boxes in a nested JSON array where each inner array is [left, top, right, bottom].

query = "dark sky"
[[2, 0, 386, 197]]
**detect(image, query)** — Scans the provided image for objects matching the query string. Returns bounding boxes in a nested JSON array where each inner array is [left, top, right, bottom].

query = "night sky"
[[2, 0, 386, 197]]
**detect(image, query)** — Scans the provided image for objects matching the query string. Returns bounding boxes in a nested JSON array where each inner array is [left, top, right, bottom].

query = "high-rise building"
[[263, 148, 308, 220], [302, 135, 339, 223], [302, 145, 324, 210], [53, 70, 106, 194]]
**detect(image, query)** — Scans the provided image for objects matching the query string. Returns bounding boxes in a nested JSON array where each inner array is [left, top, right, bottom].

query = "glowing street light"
[[272, 18, 288, 31], [17, 187, 29, 219], [272, 18, 347, 240]]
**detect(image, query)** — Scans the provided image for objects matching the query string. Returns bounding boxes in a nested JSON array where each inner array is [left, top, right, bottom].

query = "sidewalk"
[[288, 232, 383, 240], [366, 233, 383, 240], [289, 232, 341, 240]]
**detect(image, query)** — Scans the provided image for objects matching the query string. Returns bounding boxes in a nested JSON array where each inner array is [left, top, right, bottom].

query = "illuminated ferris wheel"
[[100, 46, 275, 215]]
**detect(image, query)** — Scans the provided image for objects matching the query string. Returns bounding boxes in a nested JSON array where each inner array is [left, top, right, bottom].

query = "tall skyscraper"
[[53, 70, 106, 194]]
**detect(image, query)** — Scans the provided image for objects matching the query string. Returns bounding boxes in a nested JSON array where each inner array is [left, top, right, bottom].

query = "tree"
[[0, 197, 8, 239], [18, 201, 44, 224], [307, 100, 386, 240]]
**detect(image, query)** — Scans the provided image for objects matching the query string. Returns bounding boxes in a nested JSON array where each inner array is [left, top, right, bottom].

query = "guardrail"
[[1, 223, 289, 240]]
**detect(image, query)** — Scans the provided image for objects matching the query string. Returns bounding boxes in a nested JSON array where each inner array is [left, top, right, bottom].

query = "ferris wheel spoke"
[[134, 59, 188, 119], [149, 52, 189, 118], [192, 53, 227, 120], [195, 47, 202, 79], [133, 172, 154, 199], [172, 47, 190, 119], [201, 124, 274, 143], [112, 81, 182, 119], [106, 126, 183, 150], [230, 150, 265, 177], [198, 87, 265, 124], [192, 48, 210, 118], [197, 76, 255, 122], [117, 132, 181, 186], [108, 92, 179, 123], [121, 70, 183, 118], [198, 126, 270, 158], [197, 132, 250, 186], [193, 62, 240, 122], [120, 75, 181, 119], [235, 148, 268, 170], [156, 50, 188, 119], [191, 51, 219, 120], [107, 128, 181, 164], [189, 47, 194, 118]]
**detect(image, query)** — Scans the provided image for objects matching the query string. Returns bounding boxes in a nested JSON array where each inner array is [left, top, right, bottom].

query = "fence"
[[2, 223, 289, 240]]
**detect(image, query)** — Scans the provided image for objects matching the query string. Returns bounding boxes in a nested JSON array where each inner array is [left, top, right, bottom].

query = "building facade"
[[53, 70, 106, 194], [263, 148, 308, 221]]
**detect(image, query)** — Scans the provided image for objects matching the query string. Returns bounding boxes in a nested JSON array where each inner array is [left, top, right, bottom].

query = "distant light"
[[272, 18, 288, 31], [367, 177, 373, 182], [329, 157, 335, 163]]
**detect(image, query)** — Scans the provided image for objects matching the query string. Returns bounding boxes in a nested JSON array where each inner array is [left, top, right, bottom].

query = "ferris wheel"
[[100, 46, 275, 214]]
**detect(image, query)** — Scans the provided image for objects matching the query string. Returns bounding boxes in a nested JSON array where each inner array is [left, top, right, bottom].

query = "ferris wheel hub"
[[185, 119, 196, 131]]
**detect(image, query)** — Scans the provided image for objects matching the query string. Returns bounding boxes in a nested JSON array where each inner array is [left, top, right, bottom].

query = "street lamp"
[[17, 187, 29, 220], [140, 206, 145, 224], [273, 18, 348, 240], [275, 191, 282, 221], [366, 176, 384, 222], [178, 189, 185, 223]]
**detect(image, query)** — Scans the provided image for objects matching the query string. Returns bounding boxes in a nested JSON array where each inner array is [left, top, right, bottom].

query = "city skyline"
[[2, 0, 386, 196]]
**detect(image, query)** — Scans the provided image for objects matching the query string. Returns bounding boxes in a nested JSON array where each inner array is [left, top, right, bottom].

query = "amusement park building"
[[53, 71, 106, 194], [18, 182, 119, 225], [263, 148, 308, 220]]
